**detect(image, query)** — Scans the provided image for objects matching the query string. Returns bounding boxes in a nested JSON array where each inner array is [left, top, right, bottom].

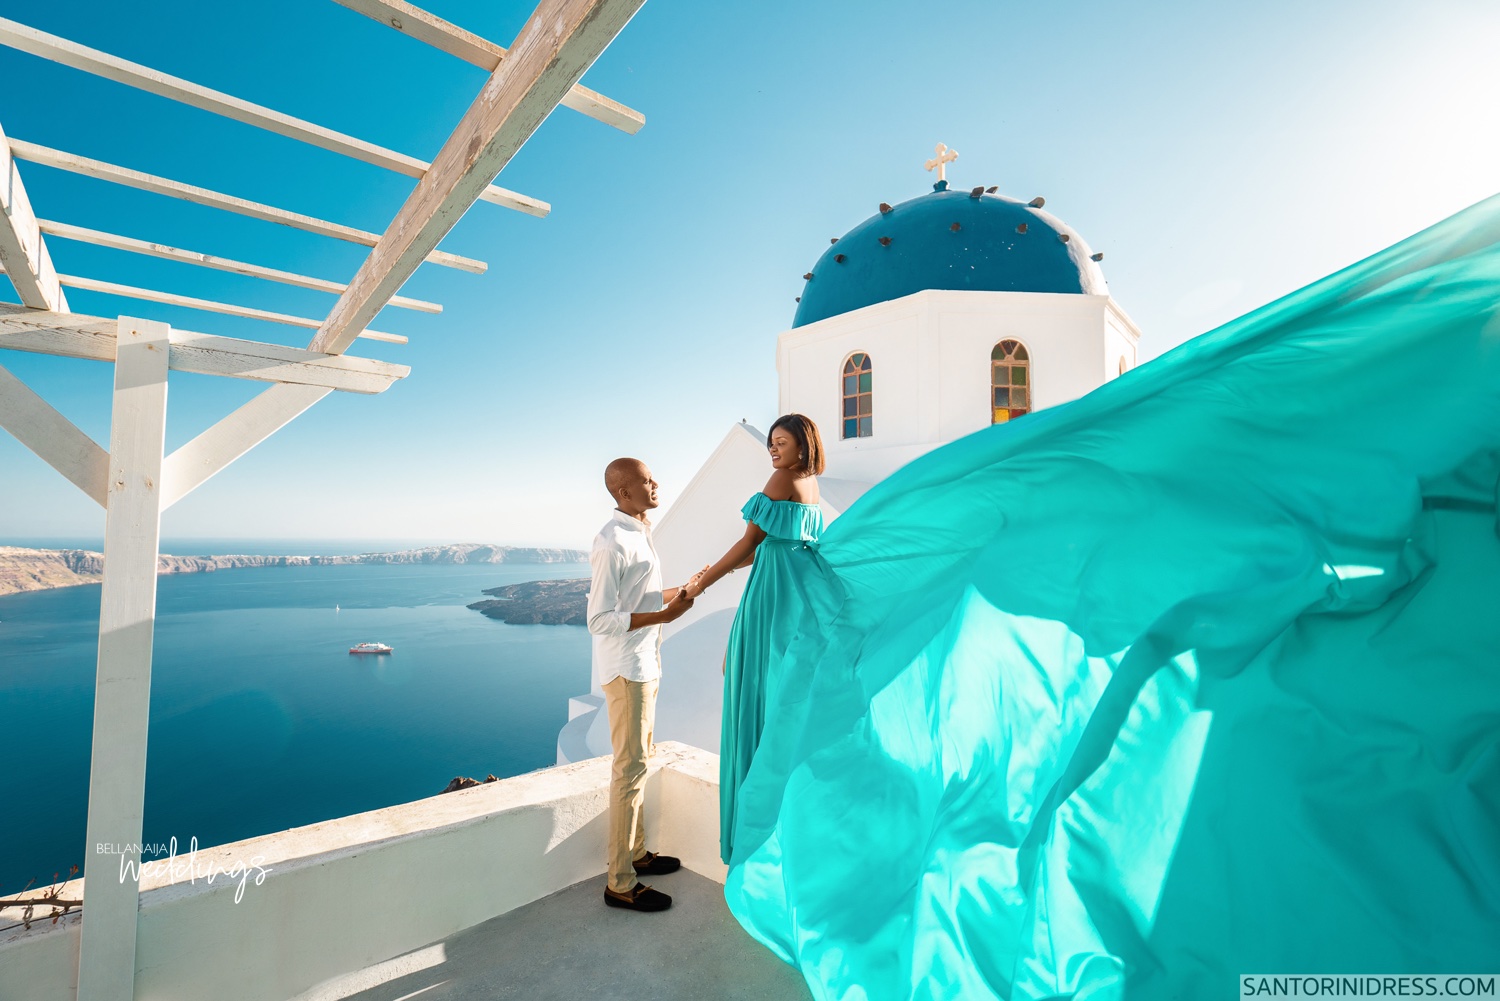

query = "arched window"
[[842, 352, 873, 439], [992, 340, 1030, 423], [1118, 356, 1129, 376]]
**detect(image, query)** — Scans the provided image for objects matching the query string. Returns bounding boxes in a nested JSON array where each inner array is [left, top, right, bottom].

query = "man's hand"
[[662, 589, 695, 623], [626, 589, 695, 631]]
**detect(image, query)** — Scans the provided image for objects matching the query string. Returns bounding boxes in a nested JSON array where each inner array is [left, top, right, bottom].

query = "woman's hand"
[[682, 564, 710, 599]]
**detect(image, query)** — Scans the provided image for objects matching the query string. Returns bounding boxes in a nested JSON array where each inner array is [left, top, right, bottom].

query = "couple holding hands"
[[585, 414, 826, 912]]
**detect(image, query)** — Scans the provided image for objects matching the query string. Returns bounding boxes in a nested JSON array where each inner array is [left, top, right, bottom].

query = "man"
[[588, 457, 695, 912]]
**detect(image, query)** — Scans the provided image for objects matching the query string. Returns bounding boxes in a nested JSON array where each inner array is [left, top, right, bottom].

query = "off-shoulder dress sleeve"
[[740, 491, 777, 534], [741, 491, 822, 541]]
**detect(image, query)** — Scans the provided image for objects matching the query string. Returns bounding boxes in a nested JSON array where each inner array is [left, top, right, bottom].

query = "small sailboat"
[[349, 642, 393, 655]]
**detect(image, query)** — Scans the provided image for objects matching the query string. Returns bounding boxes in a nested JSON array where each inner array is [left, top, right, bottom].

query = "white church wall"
[[646, 423, 771, 755], [777, 289, 1128, 480], [653, 422, 773, 587], [927, 290, 1111, 443], [778, 295, 929, 457], [1105, 299, 1143, 378]]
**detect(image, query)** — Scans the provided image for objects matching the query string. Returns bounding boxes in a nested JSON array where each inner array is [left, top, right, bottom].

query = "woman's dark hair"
[[767, 413, 825, 475]]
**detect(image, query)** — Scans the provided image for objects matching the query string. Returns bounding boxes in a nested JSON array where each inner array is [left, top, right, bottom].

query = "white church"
[[559, 148, 1143, 762]]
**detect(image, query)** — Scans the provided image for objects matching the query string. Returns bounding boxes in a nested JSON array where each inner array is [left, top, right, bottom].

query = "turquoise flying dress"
[[721, 491, 826, 864], [723, 195, 1500, 1000]]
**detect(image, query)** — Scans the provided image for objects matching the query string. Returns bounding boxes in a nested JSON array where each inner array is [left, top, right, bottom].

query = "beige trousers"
[[603, 675, 658, 894]]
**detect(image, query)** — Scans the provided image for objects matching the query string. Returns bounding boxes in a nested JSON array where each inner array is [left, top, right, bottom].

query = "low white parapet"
[[0, 741, 725, 1001]]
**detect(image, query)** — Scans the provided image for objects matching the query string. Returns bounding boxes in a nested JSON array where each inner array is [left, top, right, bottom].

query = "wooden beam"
[[0, 119, 67, 310], [38, 219, 441, 313], [168, 328, 407, 386], [332, 0, 645, 135], [0, 303, 408, 394], [0, 17, 549, 217], [0, 361, 108, 504], [76, 317, 170, 1001], [161, 383, 331, 508], [8, 140, 487, 275], [1, 268, 409, 344], [312, 0, 646, 354]]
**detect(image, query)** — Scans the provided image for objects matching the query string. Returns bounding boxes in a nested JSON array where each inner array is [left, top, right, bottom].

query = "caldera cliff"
[[0, 545, 587, 597]]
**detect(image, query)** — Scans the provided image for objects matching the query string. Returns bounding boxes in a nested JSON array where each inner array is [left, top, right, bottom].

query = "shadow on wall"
[[654, 608, 737, 755]]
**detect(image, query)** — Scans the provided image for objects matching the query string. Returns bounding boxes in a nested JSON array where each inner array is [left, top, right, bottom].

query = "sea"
[[0, 540, 590, 897]]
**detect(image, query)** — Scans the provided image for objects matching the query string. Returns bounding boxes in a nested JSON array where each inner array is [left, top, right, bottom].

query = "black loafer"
[[604, 882, 672, 912], [632, 851, 681, 875]]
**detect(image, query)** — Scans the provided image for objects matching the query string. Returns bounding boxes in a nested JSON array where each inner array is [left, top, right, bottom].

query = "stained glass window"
[[992, 340, 1031, 424], [842, 352, 873, 439]]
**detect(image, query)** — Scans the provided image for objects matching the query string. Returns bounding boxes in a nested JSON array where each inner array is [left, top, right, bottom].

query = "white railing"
[[0, 742, 724, 1001]]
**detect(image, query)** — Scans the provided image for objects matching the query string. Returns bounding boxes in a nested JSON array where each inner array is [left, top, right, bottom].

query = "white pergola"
[[0, 1, 646, 998]]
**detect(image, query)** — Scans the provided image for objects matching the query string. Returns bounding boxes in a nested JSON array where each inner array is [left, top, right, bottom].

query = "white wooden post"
[[76, 317, 170, 1001]]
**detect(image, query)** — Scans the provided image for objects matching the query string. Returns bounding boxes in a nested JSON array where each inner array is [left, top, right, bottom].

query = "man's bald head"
[[604, 457, 645, 499], [604, 458, 659, 516]]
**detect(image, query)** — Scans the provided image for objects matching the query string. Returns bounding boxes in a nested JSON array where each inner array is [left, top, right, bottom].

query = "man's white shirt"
[[587, 509, 665, 688]]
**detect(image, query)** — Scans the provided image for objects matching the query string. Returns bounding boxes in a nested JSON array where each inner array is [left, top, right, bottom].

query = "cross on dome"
[[924, 143, 958, 184]]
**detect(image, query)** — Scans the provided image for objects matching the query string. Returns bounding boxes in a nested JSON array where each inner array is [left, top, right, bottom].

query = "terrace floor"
[[317, 868, 814, 1001]]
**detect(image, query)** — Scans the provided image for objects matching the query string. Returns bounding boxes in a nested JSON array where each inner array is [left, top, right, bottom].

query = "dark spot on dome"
[[1029, 196, 1045, 208], [879, 203, 893, 214], [878, 236, 892, 247], [1016, 223, 1028, 234], [830, 237, 839, 244], [1091, 252, 1104, 262], [795, 296, 801, 302], [1058, 234, 1070, 243], [834, 253, 846, 263], [950, 222, 961, 232], [804, 272, 814, 280], [969, 186, 984, 198], [986, 186, 998, 193]]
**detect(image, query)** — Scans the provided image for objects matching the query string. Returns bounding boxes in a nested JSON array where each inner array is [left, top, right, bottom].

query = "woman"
[[700, 197, 1500, 1000], [682, 413, 826, 864]]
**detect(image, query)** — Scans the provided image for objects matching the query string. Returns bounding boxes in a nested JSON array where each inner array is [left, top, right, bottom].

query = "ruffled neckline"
[[755, 490, 821, 508]]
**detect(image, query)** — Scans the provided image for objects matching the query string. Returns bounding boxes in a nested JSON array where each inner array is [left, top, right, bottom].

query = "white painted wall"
[[1105, 298, 1143, 377], [653, 422, 775, 589], [776, 289, 1141, 482], [0, 743, 725, 1001]]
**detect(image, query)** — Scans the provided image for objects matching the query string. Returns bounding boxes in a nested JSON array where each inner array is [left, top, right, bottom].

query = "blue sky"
[[1, 0, 1496, 548]]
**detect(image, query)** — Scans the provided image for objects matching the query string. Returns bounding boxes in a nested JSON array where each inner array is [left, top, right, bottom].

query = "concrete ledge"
[[0, 742, 724, 1001]]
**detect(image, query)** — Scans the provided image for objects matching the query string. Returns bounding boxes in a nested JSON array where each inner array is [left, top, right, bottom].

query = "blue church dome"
[[792, 183, 1107, 327]]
